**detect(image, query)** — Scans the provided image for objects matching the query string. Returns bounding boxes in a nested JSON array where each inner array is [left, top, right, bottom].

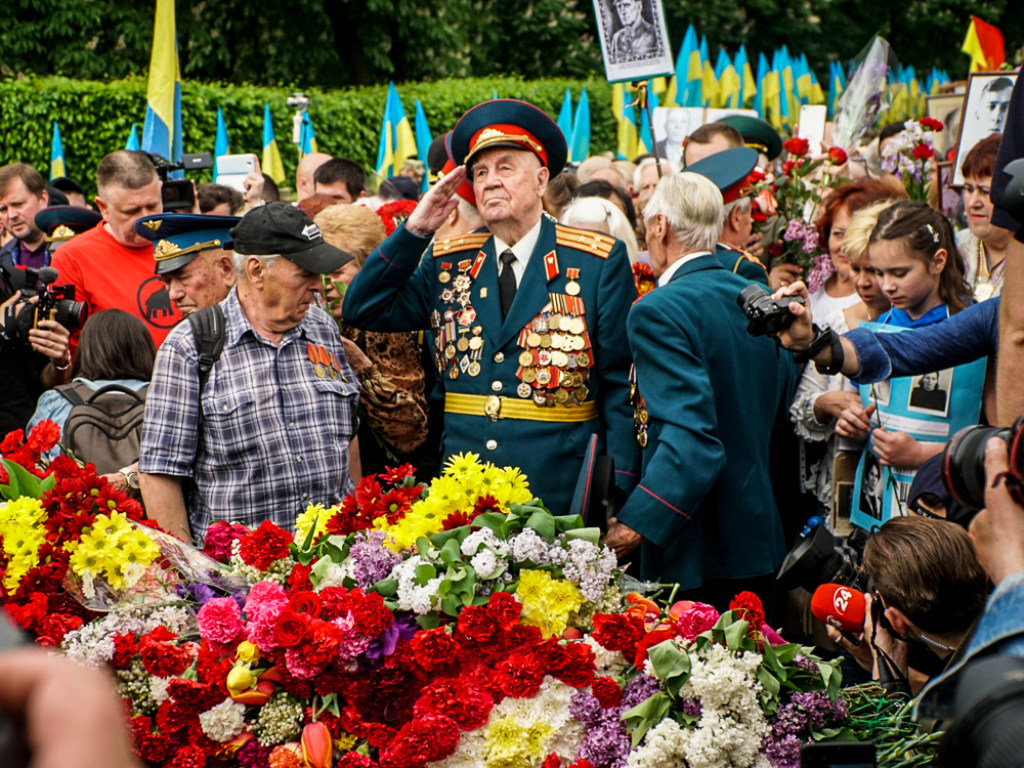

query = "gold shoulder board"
[[554, 224, 616, 259], [433, 232, 491, 257]]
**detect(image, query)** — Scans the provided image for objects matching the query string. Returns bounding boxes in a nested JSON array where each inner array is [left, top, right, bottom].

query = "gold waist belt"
[[444, 393, 598, 423]]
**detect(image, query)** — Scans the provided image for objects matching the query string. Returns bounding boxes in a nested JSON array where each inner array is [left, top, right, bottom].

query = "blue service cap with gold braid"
[[134, 213, 241, 276], [451, 99, 567, 175], [34, 205, 102, 249], [685, 147, 759, 203]]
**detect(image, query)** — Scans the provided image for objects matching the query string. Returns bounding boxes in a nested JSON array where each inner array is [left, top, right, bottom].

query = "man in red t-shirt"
[[51, 150, 183, 347]]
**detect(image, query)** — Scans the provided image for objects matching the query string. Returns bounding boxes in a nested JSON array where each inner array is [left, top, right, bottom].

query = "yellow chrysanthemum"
[[484, 714, 553, 768], [0, 497, 47, 591], [294, 503, 331, 545], [444, 451, 483, 479], [66, 512, 160, 597], [515, 569, 584, 637]]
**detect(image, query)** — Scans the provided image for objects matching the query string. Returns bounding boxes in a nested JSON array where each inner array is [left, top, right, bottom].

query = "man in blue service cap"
[[134, 213, 240, 317], [343, 99, 639, 514], [685, 147, 769, 285]]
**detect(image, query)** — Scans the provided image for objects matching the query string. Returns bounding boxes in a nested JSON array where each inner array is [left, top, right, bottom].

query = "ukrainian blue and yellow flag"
[[262, 102, 286, 184], [213, 107, 229, 181], [637, 82, 658, 156], [571, 88, 591, 163], [753, 52, 769, 118], [557, 89, 574, 146], [50, 121, 65, 180], [716, 50, 739, 110], [126, 124, 140, 151], [699, 36, 718, 108], [414, 99, 433, 193], [299, 109, 318, 156], [612, 82, 638, 161], [375, 82, 416, 178], [683, 26, 704, 107], [733, 45, 756, 108], [141, 0, 182, 166], [828, 61, 846, 117], [666, 24, 699, 107]]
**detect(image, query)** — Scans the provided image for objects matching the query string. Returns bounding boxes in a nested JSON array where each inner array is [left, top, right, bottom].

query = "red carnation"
[[591, 612, 646, 657], [287, 562, 314, 592], [495, 651, 545, 698], [168, 743, 206, 768], [274, 610, 310, 647], [410, 627, 458, 672], [556, 641, 596, 689], [378, 713, 460, 768], [634, 627, 677, 666], [487, 591, 522, 629], [301, 619, 344, 666], [348, 592, 394, 638], [920, 116, 944, 131], [783, 136, 810, 157], [338, 755, 378, 768], [26, 420, 61, 452], [140, 636, 194, 678], [912, 144, 935, 160], [827, 146, 848, 165], [238, 520, 292, 570], [592, 676, 623, 708], [414, 678, 494, 730], [110, 633, 141, 669], [730, 590, 766, 635], [455, 604, 499, 643]]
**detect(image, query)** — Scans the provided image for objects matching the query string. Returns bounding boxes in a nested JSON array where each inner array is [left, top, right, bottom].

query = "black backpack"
[[57, 382, 149, 475], [188, 304, 225, 392]]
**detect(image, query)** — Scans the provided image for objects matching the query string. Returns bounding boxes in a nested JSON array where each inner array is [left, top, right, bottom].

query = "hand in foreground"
[[243, 156, 265, 207], [404, 165, 466, 238], [0, 647, 143, 768], [836, 402, 875, 439], [27, 318, 70, 366], [770, 280, 815, 348], [970, 437, 1024, 586], [871, 428, 937, 468], [604, 517, 642, 558]]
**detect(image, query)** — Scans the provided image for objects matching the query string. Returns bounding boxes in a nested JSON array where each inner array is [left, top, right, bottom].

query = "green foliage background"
[[0, 76, 616, 196]]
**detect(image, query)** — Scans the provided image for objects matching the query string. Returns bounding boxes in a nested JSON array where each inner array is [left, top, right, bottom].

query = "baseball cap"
[[230, 202, 354, 273]]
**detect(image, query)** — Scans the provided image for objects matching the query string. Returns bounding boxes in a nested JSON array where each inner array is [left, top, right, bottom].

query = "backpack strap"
[[56, 382, 89, 407], [187, 304, 226, 393]]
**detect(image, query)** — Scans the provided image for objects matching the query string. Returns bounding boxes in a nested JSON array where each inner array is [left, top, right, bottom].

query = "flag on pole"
[[262, 102, 285, 185], [637, 83, 658, 156], [126, 124, 140, 151], [557, 89, 574, 150], [716, 50, 739, 110], [570, 88, 591, 163], [414, 99, 433, 193], [685, 28, 704, 107], [375, 82, 416, 178], [141, 0, 182, 167], [733, 45, 756, 108], [50, 121, 66, 180], [299, 110, 318, 156], [753, 52, 769, 119], [962, 16, 1004, 72], [828, 61, 846, 117], [612, 83, 638, 161], [666, 24, 699, 107], [213, 107, 229, 181]]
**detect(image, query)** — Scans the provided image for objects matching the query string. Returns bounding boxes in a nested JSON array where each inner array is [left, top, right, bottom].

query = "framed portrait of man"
[[926, 92, 965, 158], [952, 72, 1016, 187], [593, 0, 674, 83], [652, 107, 703, 166]]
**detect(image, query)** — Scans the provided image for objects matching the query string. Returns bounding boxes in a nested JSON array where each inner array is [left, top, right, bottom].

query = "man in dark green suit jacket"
[[343, 100, 639, 513], [606, 171, 795, 611]]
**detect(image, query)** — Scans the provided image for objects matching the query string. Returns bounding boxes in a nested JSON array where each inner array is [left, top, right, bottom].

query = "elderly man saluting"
[[343, 99, 638, 513], [139, 203, 359, 543]]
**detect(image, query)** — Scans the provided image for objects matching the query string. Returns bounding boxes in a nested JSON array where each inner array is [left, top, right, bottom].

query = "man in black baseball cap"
[[139, 201, 359, 544]]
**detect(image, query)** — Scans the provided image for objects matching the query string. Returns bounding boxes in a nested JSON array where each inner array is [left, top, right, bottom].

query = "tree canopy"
[[1, 0, 1019, 88]]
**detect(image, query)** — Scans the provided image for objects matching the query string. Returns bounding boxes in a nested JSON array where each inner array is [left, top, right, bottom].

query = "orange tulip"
[[301, 721, 332, 768]]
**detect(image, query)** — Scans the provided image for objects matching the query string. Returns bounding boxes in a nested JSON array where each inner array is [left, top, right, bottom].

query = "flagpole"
[[632, 80, 662, 177]]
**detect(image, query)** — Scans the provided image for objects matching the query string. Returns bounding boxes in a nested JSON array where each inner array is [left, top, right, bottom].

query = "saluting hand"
[[405, 165, 466, 238]]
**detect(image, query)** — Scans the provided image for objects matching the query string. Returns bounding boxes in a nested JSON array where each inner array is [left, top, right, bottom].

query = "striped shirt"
[[140, 287, 358, 541]]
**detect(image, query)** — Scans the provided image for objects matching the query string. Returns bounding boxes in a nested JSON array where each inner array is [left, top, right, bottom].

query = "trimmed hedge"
[[0, 75, 617, 197]]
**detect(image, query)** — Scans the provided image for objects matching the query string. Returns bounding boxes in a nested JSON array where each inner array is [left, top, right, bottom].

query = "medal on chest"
[[433, 254, 486, 380]]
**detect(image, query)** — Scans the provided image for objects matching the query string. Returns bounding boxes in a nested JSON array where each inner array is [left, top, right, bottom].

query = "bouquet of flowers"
[[879, 118, 942, 202], [750, 140, 847, 288], [0, 428, 941, 768]]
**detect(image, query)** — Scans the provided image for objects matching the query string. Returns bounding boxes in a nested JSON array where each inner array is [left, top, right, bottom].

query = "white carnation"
[[199, 698, 246, 742]]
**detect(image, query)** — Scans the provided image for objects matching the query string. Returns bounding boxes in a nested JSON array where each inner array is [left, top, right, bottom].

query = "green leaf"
[[757, 664, 781, 698], [647, 640, 691, 698], [525, 510, 556, 542], [623, 691, 673, 748], [562, 526, 600, 545], [372, 577, 398, 597], [413, 563, 436, 585], [437, 537, 463, 568], [415, 613, 441, 630]]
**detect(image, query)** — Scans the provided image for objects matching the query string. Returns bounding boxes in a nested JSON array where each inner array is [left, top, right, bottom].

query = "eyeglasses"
[[962, 182, 992, 197], [908, 492, 946, 519]]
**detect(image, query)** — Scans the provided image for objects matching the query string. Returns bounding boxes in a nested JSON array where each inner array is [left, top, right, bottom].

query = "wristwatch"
[[118, 466, 140, 490]]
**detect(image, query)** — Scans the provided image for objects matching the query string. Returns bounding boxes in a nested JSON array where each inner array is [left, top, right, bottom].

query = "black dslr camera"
[[145, 151, 213, 212], [776, 516, 871, 593], [1, 265, 88, 343], [737, 284, 805, 337], [942, 414, 1024, 511]]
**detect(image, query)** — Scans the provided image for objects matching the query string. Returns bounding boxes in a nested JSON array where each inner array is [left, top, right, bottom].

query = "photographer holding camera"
[[0, 274, 73, 437]]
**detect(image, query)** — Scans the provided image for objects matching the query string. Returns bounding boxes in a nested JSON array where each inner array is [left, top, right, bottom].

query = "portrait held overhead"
[[3, 3, 1024, 768]]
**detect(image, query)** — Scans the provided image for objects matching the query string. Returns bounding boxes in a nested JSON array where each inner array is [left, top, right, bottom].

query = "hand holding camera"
[[967, 435, 1024, 586]]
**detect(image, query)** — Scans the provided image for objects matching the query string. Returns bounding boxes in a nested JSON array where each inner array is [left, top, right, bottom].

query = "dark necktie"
[[499, 249, 517, 320]]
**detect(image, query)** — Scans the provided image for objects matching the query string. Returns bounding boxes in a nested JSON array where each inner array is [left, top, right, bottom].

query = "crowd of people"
[[2, 75, 1024, 748]]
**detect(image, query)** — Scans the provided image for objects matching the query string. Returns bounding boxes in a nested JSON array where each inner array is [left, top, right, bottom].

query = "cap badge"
[[302, 223, 321, 241], [140, 219, 163, 231]]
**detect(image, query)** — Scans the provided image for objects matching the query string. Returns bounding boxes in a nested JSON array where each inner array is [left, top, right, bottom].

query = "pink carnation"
[[333, 614, 372, 662], [673, 602, 720, 643], [197, 597, 244, 644], [244, 581, 289, 653], [284, 647, 327, 680]]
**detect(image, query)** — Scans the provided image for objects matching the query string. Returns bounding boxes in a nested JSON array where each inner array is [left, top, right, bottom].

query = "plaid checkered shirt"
[[139, 287, 358, 542]]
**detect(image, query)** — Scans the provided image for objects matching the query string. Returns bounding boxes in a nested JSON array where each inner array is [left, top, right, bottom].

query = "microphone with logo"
[[810, 583, 866, 640]]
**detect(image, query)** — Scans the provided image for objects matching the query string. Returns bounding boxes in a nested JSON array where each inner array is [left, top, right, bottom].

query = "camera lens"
[[55, 300, 89, 331], [943, 425, 1011, 511], [736, 284, 766, 312]]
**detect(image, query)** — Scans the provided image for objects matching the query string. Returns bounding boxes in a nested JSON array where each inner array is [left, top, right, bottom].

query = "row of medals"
[[630, 364, 650, 447], [515, 302, 592, 407], [430, 260, 593, 407]]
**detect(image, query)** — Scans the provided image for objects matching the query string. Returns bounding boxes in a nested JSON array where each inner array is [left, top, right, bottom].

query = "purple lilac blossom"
[[621, 673, 661, 709], [349, 530, 403, 588]]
